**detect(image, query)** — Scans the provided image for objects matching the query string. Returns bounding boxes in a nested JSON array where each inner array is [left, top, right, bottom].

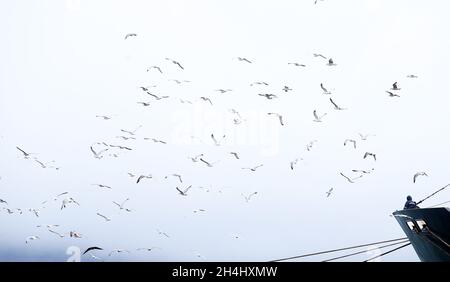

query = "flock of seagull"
[[0, 29, 431, 261]]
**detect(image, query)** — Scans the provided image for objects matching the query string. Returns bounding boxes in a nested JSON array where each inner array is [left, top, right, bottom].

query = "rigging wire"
[[417, 184, 450, 205], [364, 242, 412, 262], [269, 237, 407, 262], [426, 200, 450, 208], [322, 239, 410, 262]]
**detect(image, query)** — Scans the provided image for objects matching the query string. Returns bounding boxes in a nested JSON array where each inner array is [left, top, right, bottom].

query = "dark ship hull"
[[393, 207, 450, 262]]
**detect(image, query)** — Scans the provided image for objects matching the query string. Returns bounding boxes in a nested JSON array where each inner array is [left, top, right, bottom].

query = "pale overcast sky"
[[1, 0, 449, 262]]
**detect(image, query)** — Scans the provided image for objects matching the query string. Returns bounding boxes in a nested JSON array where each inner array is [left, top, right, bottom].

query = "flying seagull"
[[137, 247, 161, 252], [144, 138, 167, 144], [189, 154, 204, 162], [391, 82, 401, 90], [358, 133, 375, 141], [330, 98, 346, 110], [200, 96, 213, 105], [109, 249, 131, 256], [339, 172, 359, 184], [96, 115, 111, 120], [124, 33, 137, 40], [290, 158, 302, 170], [48, 229, 65, 238], [386, 91, 400, 97], [215, 89, 232, 94], [242, 192, 258, 202], [180, 99, 193, 104], [157, 229, 170, 238], [313, 53, 327, 59], [413, 172, 428, 183], [0, 199, 7, 205], [96, 213, 111, 222], [137, 174, 152, 184], [407, 74, 418, 78], [146, 92, 169, 100], [61, 197, 80, 210], [267, 113, 284, 126], [83, 247, 103, 255], [137, 101, 151, 107], [327, 58, 337, 66], [169, 79, 190, 84], [235, 57, 252, 63], [113, 198, 131, 211], [69, 231, 82, 238], [90, 146, 108, 159], [108, 144, 132, 151], [320, 83, 331, 94], [282, 86, 292, 92], [116, 136, 136, 140], [16, 146, 32, 158], [165, 174, 183, 183], [306, 140, 317, 151], [242, 164, 264, 172], [147, 66, 163, 73], [211, 134, 226, 146], [176, 185, 192, 196], [230, 152, 240, 159], [92, 184, 112, 189], [352, 169, 375, 174], [326, 188, 333, 198], [344, 139, 357, 149], [258, 93, 278, 100], [288, 62, 306, 67], [363, 152, 377, 161], [199, 158, 219, 167], [250, 82, 269, 86], [26, 236, 40, 244], [165, 58, 184, 70], [313, 110, 327, 122], [121, 125, 142, 136]]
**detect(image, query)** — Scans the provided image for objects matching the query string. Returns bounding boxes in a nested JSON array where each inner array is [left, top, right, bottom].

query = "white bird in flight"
[[267, 113, 284, 126], [113, 198, 131, 212], [176, 185, 192, 196], [165, 58, 184, 70], [124, 33, 137, 40], [313, 110, 327, 122], [165, 174, 183, 183], [26, 236, 40, 244], [242, 164, 264, 172], [97, 213, 111, 222], [235, 57, 252, 63], [363, 152, 377, 161], [242, 192, 258, 202], [320, 83, 331, 94], [344, 139, 356, 149], [330, 98, 347, 110], [413, 172, 428, 183]]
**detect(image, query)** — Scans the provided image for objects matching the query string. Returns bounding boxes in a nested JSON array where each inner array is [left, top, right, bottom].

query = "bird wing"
[[320, 84, 327, 92], [176, 187, 184, 195], [313, 110, 319, 120], [340, 172, 354, 183], [278, 115, 284, 126], [175, 62, 184, 70], [184, 185, 192, 193], [200, 158, 211, 166], [16, 146, 29, 156], [330, 98, 339, 109], [83, 247, 103, 255]]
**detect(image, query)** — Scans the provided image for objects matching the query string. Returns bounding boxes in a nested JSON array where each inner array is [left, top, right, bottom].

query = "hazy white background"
[[1, 0, 450, 261]]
